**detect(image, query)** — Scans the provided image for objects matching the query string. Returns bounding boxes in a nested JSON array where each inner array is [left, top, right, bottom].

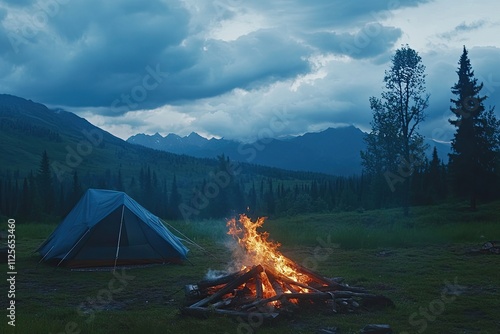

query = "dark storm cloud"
[[159, 29, 312, 101], [0, 0, 192, 107], [0, 0, 432, 115], [307, 23, 402, 59], [248, 0, 431, 29], [0, 0, 314, 112]]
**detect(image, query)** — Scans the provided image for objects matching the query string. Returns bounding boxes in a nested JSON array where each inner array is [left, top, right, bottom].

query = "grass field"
[[1, 201, 500, 333]]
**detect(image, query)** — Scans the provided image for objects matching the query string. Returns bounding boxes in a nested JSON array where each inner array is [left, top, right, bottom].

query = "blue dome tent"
[[37, 189, 189, 268]]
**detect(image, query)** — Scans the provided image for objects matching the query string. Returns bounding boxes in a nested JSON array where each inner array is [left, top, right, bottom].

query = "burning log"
[[270, 270, 322, 292], [196, 269, 247, 290], [183, 215, 394, 319], [266, 270, 284, 295], [254, 272, 263, 299], [182, 306, 279, 319], [189, 265, 263, 308]]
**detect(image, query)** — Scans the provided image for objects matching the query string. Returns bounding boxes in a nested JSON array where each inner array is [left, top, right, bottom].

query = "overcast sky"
[[1, 0, 499, 142]]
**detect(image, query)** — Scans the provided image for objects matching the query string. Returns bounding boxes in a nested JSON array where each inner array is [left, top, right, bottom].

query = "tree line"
[[0, 146, 454, 222], [361, 45, 499, 215]]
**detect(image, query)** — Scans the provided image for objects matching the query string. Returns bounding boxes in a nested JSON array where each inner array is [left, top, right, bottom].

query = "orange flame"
[[227, 214, 311, 294]]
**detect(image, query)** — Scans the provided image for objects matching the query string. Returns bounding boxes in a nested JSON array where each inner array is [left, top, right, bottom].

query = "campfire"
[[183, 215, 393, 318]]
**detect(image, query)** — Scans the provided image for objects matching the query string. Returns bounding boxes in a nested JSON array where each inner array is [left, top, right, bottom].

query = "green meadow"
[[1, 201, 500, 333]]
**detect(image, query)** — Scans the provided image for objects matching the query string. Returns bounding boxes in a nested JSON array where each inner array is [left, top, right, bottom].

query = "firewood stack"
[[182, 263, 394, 318], [182, 215, 393, 318]]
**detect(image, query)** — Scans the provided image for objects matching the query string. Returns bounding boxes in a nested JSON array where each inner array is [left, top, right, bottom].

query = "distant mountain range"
[[128, 127, 451, 176], [0, 92, 451, 181], [0, 94, 336, 189]]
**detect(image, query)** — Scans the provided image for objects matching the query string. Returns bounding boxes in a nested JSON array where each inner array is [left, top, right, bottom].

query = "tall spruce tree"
[[37, 150, 55, 216], [448, 46, 500, 210], [427, 147, 446, 203], [361, 45, 429, 215], [168, 175, 181, 220]]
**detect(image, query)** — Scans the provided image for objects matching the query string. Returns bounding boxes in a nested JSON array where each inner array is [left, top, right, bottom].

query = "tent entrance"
[[71, 206, 164, 265]]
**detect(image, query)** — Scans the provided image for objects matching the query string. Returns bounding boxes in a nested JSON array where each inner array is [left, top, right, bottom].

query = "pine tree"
[[426, 146, 446, 203], [168, 175, 181, 220], [248, 182, 257, 214], [116, 169, 124, 191], [28, 171, 42, 218], [448, 46, 500, 210], [37, 150, 55, 216], [19, 178, 31, 219], [67, 171, 83, 214], [265, 179, 275, 215]]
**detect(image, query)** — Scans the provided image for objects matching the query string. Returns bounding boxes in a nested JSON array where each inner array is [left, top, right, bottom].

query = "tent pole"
[[38, 245, 55, 264], [56, 228, 91, 267], [36, 245, 56, 270], [113, 205, 126, 272]]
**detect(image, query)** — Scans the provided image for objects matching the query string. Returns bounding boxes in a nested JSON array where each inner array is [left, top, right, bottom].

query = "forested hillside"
[[1, 94, 497, 223]]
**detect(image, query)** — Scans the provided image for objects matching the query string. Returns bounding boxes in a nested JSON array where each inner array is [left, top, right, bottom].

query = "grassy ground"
[[1, 201, 500, 333]]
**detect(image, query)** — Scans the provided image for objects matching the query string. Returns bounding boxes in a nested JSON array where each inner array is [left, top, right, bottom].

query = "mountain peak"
[[165, 133, 182, 140], [188, 132, 202, 138], [185, 132, 208, 147]]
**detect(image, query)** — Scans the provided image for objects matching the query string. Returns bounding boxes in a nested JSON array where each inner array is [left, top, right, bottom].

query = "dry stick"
[[326, 291, 337, 313], [293, 263, 340, 287], [240, 292, 333, 311], [189, 265, 263, 308], [284, 282, 298, 293], [294, 263, 367, 293], [197, 269, 247, 290], [268, 270, 322, 293], [281, 292, 334, 301], [265, 270, 284, 295], [241, 294, 283, 311], [266, 270, 296, 310], [183, 306, 279, 319], [331, 291, 379, 298], [210, 299, 232, 309]]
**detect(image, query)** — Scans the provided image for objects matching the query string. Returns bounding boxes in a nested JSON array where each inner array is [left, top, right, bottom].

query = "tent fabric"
[[37, 189, 188, 267]]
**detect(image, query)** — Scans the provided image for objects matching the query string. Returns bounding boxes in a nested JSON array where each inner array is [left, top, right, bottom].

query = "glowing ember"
[[227, 214, 311, 295]]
